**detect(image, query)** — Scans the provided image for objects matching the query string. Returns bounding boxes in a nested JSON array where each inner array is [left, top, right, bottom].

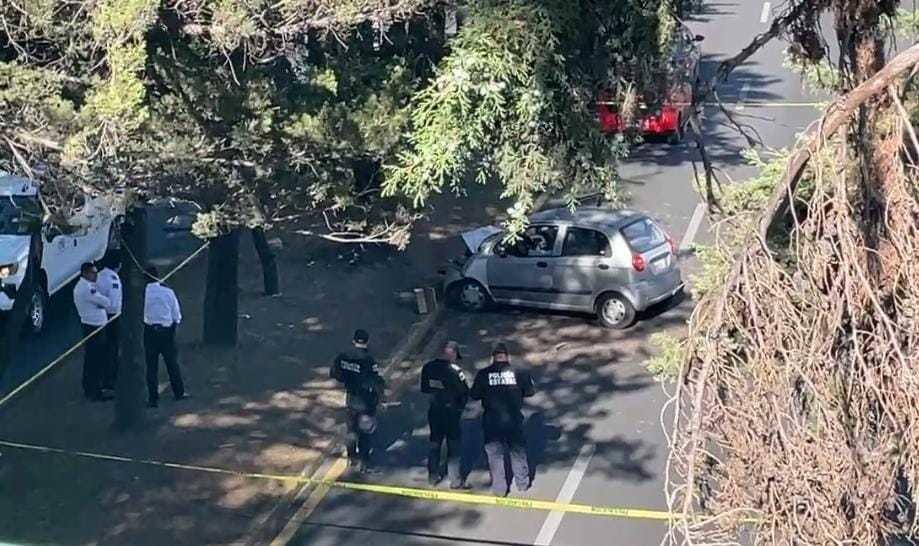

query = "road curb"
[[246, 306, 445, 546]]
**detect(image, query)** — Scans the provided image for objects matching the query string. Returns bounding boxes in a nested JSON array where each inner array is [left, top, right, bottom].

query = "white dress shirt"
[[144, 282, 182, 327], [73, 277, 110, 326], [96, 267, 122, 316]]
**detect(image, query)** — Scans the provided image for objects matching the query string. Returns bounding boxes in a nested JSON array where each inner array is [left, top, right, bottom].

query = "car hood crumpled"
[[460, 225, 501, 254]]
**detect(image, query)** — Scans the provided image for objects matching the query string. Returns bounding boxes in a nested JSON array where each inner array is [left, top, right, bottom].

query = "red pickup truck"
[[597, 29, 703, 144]]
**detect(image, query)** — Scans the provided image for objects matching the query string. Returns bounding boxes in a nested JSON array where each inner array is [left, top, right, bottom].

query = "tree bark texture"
[[203, 230, 240, 346], [251, 228, 279, 296], [114, 206, 147, 431]]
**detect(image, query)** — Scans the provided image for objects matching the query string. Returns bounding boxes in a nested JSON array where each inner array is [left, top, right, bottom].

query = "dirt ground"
[[0, 190, 505, 546]]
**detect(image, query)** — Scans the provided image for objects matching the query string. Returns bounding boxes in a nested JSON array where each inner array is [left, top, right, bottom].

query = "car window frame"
[[560, 226, 611, 258], [495, 224, 561, 259], [619, 217, 666, 253]]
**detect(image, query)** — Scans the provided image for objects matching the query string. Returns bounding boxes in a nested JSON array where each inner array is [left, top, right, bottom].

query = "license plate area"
[[650, 254, 671, 274]]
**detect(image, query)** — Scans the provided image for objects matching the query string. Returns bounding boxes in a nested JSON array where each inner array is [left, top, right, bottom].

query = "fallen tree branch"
[[757, 42, 919, 242]]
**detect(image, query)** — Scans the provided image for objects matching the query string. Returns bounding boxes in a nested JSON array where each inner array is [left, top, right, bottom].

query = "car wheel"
[[596, 293, 636, 329], [25, 283, 48, 335], [449, 280, 491, 312]]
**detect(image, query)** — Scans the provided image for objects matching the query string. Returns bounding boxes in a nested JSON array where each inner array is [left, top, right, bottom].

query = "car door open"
[[486, 225, 560, 306]]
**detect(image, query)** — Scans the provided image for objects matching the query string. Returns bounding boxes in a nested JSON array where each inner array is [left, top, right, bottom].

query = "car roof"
[[0, 173, 38, 197], [528, 206, 646, 233]]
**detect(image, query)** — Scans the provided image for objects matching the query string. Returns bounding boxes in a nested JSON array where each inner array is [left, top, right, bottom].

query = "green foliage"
[[384, 0, 668, 234], [645, 332, 684, 380], [687, 148, 791, 299], [885, 7, 919, 40], [1, 0, 674, 244], [782, 48, 841, 94]]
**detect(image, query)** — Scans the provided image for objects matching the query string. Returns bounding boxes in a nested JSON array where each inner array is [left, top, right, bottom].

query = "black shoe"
[[449, 481, 472, 490], [89, 393, 114, 402], [428, 474, 443, 486], [360, 465, 382, 475], [174, 393, 191, 401], [147, 400, 158, 408]]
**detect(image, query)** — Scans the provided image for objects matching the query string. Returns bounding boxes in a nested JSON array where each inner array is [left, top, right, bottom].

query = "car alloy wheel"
[[457, 281, 488, 311], [602, 298, 626, 324], [597, 292, 636, 329], [28, 289, 45, 333]]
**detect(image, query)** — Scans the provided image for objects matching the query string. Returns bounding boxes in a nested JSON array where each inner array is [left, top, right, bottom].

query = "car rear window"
[[620, 218, 666, 253]]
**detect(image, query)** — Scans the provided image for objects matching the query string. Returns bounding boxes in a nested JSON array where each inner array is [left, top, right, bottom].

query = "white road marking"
[[679, 202, 706, 253], [760, 2, 772, 23], [533, 444, 595, 546]]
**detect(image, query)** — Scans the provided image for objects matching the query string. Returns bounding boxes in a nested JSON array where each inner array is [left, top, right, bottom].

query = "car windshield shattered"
[[0, 195, 42, 235]]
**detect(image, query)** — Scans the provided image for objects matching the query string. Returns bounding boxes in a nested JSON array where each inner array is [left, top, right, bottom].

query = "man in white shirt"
[[73, 262, 112, 402], [143, 265, 187, 408], [95, 251, 123, 392]]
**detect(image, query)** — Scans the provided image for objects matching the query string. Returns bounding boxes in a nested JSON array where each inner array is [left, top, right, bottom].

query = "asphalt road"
[[0, 201, 203, 397], [281, 3, 824, 546]]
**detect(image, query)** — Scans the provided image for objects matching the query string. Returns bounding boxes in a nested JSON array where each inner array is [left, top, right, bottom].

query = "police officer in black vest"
[[331, 329, 384, 474], [470, 342, 535, 496], [421, 340, 470, 488]]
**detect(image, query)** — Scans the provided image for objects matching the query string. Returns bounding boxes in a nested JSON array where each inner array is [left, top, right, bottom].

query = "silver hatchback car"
[[443, 207, 684, 328]]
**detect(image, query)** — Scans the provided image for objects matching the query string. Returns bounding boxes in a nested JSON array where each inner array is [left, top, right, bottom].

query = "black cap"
[[492, 342, 509, 356], [145, 265, 160, 281], [444, 340, 462, 360], [353, 329, 369, 344]]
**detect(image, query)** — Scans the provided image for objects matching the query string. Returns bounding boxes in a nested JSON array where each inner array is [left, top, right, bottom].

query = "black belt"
[[146, 323, 174, 330]]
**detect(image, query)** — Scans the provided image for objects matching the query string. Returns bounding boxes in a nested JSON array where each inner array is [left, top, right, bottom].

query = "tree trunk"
[[114, 206, 147, 431], [203, 229, 239, 346], [0, 232, 40, 379], [251, 228, 279, 296]]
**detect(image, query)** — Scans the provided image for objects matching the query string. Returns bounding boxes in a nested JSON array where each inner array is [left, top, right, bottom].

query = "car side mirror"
[[693, 34, 705, 42]]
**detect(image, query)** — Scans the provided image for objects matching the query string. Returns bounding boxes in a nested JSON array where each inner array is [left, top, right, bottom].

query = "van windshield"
[[0, 195, 42, 235]]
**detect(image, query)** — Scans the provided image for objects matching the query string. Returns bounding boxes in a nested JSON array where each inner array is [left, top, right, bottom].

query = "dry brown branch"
[[666, 40, 919, 546]]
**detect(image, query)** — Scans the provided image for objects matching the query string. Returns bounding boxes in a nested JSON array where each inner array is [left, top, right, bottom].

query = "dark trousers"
[[346, 408, 376, 465], [428, 405, 462, 484], [144, 324, 184, 403], [81, 324, 107, 399], [483, 427, 529, 496], [102, 316, 120, 390]]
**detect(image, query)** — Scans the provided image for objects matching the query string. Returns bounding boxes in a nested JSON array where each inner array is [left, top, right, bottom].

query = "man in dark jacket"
[[421, 340, 470, 488], [470, 342, 535, 496], [331, 329, 384, 474]]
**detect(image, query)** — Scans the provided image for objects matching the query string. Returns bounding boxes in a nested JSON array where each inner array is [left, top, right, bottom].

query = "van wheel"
[[448, 280, 490, 312], [596, 293, 636, 329], [25, 283, 48, 335]]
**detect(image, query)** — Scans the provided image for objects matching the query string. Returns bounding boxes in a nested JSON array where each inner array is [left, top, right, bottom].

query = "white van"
[[0, 173, 121, 334]]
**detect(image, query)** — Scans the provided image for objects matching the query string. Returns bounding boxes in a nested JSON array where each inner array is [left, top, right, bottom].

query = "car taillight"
[[632, 254, 646, 272], [666, 234, 676, 255]]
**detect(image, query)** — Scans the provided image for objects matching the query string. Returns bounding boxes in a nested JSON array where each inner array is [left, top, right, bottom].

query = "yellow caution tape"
[[0, 242, 210, 410], [0, 438, 755, 523]]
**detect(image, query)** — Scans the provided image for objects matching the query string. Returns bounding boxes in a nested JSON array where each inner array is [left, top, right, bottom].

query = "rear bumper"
[[632, 270, 683, 311]]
